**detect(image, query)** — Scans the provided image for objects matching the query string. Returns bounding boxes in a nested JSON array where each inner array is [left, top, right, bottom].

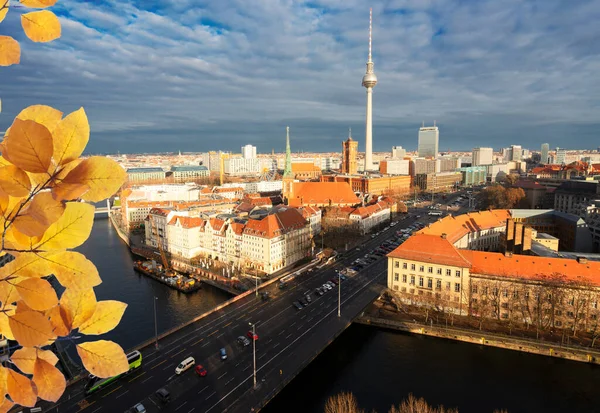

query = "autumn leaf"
[[0, 35, 20, 66], [52, 182, 89, 202], [20, 0, 57, 8], [57, 157, 126, 202], [0, 306, 15, 339], [0, 1, 8, 24], [16, 299, 34, 313], [8, 310, 55, 347], [34, 201, 94, 250], [38, 251, 101, 289], [11, 347, 57, 374], [4, 118, 53, 173], [0, 165, 32, 197], [13, 191, 66, 237], [6, 368, 37, 407], [21, 10, 61, 43], [0, 252, 49, 280], [0, 277, 22, 306], [3, 226, 41, 251], [77, 340, 129, 378], [15, 278, 58, 310], [16, 104, 63, 132], [0, 397, 12, 413], [52, 107, 89, 166], [46, 304, 70, 336], [78, 300, 127, 335], [33, 358, 66, 402], [60, 288, 96, 329]]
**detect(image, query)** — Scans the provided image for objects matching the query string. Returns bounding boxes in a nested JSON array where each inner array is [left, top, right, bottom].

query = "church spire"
[[283, 126, 292, 178]]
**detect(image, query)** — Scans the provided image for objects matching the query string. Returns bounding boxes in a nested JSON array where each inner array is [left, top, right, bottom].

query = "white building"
[[556, 148, 566, 165], [170, 165, 209, 182], [126, 167, 165, 182], [541, 143, 549, 164], [392, 146, 406, 159], [412, 158, 440, 175], [349, 201, 391, 235], [128, 184, 201, 202], [224, 157, 260, 175], [241, 144, 257, 159], [381, 159, 410, 175], [417, 125, 439, 158], [472, 147, 493, 166]]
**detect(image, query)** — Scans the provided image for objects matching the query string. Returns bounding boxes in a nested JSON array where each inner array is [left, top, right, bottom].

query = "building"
[[241, 144, 257, 159], [417, 124, 439, 158], [457, 166, 487, 186], [554, 180, 599, 216], [291, 163, 322, 180], [170, 165, 209, 182], [541, 143, 550, 165], [556, 148, 567, 165], [224, 157, 260, 176], [321, 174, 411, 196], [126, 167, 166, 182], [201, 151, 229, 172], [412, 158, 440, 175], [438, 157, 461, 172], [379, 160, 409, 175], [341, 134, 359, 175], [323, 199, 392, 235], [361, 8, 377, 171], [414, 172, 462, 192], [287, 182, 360, 208], [472, 147, 493, 166], [392, 146, 406, 159]]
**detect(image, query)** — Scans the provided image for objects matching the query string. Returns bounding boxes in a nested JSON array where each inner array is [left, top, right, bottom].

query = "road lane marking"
[[162, 363, 174, 371], [128, 371, 146, 382], [266, 339, 272, 344], [150, 360, 166, 370], [170, 348, 186, 358], [182, 335, 199, 345], [91, 407, 102, 413], [273, 342, 280, 348], [175, 402, 187, 411], [192, 338, 204, 346], [198, 385, 209, 395], [218, 372, 227, 379], [216, 332, 225, 339], [163, 345, 182, 355], [207, 330, 219, 337], [187, 409, 195, 413], [101, 386, 122, 398], [223, 321, 232, 328], [225, 377, 235, 386], [243, 365, 251, 372], [76, 401, 96, 412], [300, 314, 306, 319], [201, 341, 210, 347], [278, 330, 285, 335], [205, 391, 216, 400], [285, 333, 292, 339], [115, 390, 129, 399], [258, 353, 267, 360], [141, 375, 154, 384], [290, 322, 296, 328]]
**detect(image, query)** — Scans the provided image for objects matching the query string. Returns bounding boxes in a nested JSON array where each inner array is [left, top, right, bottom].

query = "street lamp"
[[255, 267, 258, 297], [153, 296, 159, 349], [249, 322, 257, 388], [337, 271, 341, 318]]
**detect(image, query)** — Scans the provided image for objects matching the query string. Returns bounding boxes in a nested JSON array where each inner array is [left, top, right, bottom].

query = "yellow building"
[[321, 174, 411, 196]]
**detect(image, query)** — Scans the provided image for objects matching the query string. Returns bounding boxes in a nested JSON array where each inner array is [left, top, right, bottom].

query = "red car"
[[195, 365, 207, 377], [247, 330, 259, 341]]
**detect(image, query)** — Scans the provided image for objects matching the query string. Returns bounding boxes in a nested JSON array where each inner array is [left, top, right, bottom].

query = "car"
[[315, 287, 324, 296], [299, 297, 309, 306], [327, 281, 336, 288], [340, 275, 347, 281], [323, 283, 332, 290], [330, 278, 339, 285], [219, 348, 228, 360], [155, 388, 170, 404], [195, 365, 207, 377], [293, 301, 303, 310], [132, 403, 146, 413], [305, 293, 312, 303], [175, 356, 195, 375], [247, 330, 259, 341], [260, 292, 270, 301], [237, 335, 250, 346]]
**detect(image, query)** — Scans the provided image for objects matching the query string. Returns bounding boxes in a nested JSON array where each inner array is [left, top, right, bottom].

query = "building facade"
[[241, 144, 257, 159], [170, 165, 209, 182], [379, 160, 409, 175], [392, 146, 406, 159], [417, 125, 439, 158], [224, 157, 260, 176], [414, 172, 462, 192], [458, 166, 487, 186], [321, 174, 411, 196], [341, 137, 359, 175], [472, 147, 493, 166], [126, 167, 166, 182], [541, 143, 550, 165]]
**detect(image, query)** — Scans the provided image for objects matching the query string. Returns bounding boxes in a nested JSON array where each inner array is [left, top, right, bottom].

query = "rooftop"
[[127, 167, 164, 173], [171, 165, 208, 172]]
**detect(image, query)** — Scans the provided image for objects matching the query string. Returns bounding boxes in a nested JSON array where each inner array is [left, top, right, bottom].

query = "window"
[[472, 286, 478, 294], [428, 267, 433, 273], [493, 288, 499, 296], [454, 283, 461, 292], [403, 263, 407, 269], [555, 310, 562, 316], [446, 282, 451, 291], [437, 268, 442, 275], [568, 298, 575, 306], [411, 264, 416, 270], [502, 289, 508, 298], [427, 278, 433, 289], [394, 274, 399, 282], [567, 311, 574, 318], [513, 291, 518, 299], [419, 266, 424, 272], [395, 261, 399, 268], [455, 270, 461, 277], [436, 279, 442, 290], [410, 276, 415, 285], [555, 321, 562, 327], [419, 277, 424, 287], [446, 269, 451, 276]]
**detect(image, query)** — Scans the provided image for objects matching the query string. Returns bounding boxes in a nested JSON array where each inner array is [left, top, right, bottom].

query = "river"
[[77, 217, 600, 413]]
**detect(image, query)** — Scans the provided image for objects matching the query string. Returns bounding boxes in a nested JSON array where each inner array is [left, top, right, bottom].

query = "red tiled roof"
[[149, 208, 171, 217], [417, 209, 511, 243], [168, 216, 204, 229], [243, 208, 307, 238], [387, 234, 472, 268], [292, 163, 321, 172], [288, 182, 359, 207], [209, 218, 225, 231]]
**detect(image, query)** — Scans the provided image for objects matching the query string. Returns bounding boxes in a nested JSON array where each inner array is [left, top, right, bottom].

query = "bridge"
[[43, 213, 428, 413], [94, 199, 113, 216]]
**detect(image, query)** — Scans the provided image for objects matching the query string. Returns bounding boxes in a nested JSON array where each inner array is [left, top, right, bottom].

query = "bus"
[[428, 211, 442, 216], [84, 350, 143, 395]]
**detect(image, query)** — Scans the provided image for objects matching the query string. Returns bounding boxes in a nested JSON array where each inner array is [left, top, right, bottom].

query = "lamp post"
[[153, 296, 159, 349], [337, 271, 341, 318], [255, 267, 258, 297], [249, 322, 257, 388]]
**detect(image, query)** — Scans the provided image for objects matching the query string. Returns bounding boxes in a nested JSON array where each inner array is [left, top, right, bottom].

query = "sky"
[[0, 0, 599, 155]]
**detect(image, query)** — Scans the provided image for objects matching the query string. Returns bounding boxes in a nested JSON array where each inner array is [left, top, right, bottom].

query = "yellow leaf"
[[3, 225, 41, 251], [0, 366, 5, 399], [10, 346, 57, 373], [52, 107, 89, 166], [0, 1, 9, 24], [52, 183, 89, 201], [0, 165, 31, 197], [0, 277, 22, 306], [0, 252, 48, 280], [38, 251, 101, 289], [16, 104, 63, 132], [21, 10, 61, 43], [78, 300, 127, 335], [33, 358, 65, 402], [6, 368, 37, 407], [13, 191, 65, 237], [76, 340, 128, 379], [4, 119, 53, 173], [60, 288, 96, 329], [0, 156, 11, 167], [20, 0, 57, 8], [58, 157, 126, 203], [8, 310, 55, 347], [16, 299, 34, 313], [0, 397, 13, 413], [0, 306, 15, 339], [34, 201, 94, 250], [0, 35, 20, 66], [15, 278, 58, 310], [27, 171, 52, 188], [46, 304, 70, 336]]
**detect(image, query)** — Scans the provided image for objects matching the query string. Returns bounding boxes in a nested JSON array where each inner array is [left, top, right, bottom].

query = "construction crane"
[[150, 216, 170, 274]]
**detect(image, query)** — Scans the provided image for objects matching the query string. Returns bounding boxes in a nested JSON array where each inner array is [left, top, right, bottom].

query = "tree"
[[388, 394, 459, 413], [478, 185, 525, 209], [324, 392, 364, 413], [504, 174, 519, 186], [0, 2, 129, 410]]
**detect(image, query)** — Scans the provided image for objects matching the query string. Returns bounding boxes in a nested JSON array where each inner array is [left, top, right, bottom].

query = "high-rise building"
[[511, 145, 522, 161], [392, 146, 406, 159], [341, 129, 358, 175], [556, 147, 566, 165], [472, 147, 493, 166], [541, 143, 549, 164], [417, 123, 439, 158], [241, 144, 257, 159], [362, 8, 377, 171]]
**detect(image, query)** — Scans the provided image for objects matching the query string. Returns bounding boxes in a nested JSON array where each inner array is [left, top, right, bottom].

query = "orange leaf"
[[6, 368, 37, 407], [13, 191, 66, 237], [3, 225, 41, 251], [57, 157, 126, 202], [0, 396, 12, 413], [4, 119, 53, 173], [20, 0, 57, 7], [15, 278, 58, 310], [0, 35, 20, 66], [0, 1, 9, 24], [16, 104, 63, 132], [78, 300, 127, 335], [10, 346, 57, 374], [0, 366, 6, 399], [52, 182, 89, 202], [76, 340, 128, 378], [0, 277, 22, 306], [33, 358, 65, 402], [0, 165, 31, 197], [21, 10, 61, 43], [46, 305, 70, 336], [8, 310, 55, 347], [60, 288, 96, 329], [16, 299, 34, 313], [52, 107, 89, 166], [34, 201, 94, 251], [0, 305, 15, 339]]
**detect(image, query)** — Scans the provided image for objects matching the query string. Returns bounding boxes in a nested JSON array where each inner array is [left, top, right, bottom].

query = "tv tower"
[[362, 8, 378, 172]]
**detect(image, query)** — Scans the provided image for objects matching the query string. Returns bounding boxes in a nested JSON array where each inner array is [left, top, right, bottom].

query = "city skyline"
[[1, 1, 599, 154]]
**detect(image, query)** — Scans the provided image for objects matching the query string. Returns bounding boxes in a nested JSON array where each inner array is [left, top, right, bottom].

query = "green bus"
[[84, 350, 142, 395]]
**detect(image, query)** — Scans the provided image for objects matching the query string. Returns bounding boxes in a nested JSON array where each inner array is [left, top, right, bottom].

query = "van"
[[155, 388, 170, 404], [175, 356, 195, 374]]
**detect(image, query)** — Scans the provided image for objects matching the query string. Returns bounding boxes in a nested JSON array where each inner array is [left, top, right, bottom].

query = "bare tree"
[[388, 394, 459, 413], [324, 392, 364, 413]]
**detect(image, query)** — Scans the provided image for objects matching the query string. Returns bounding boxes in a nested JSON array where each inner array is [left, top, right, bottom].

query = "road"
[[43, 203, 459, 413]]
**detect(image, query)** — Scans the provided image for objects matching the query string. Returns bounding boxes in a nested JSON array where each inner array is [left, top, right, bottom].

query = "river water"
[[78, 217, 600, 413]]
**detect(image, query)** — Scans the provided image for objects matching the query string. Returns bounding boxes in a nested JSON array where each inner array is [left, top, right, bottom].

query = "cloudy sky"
[[1, 0, 599, 154]]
